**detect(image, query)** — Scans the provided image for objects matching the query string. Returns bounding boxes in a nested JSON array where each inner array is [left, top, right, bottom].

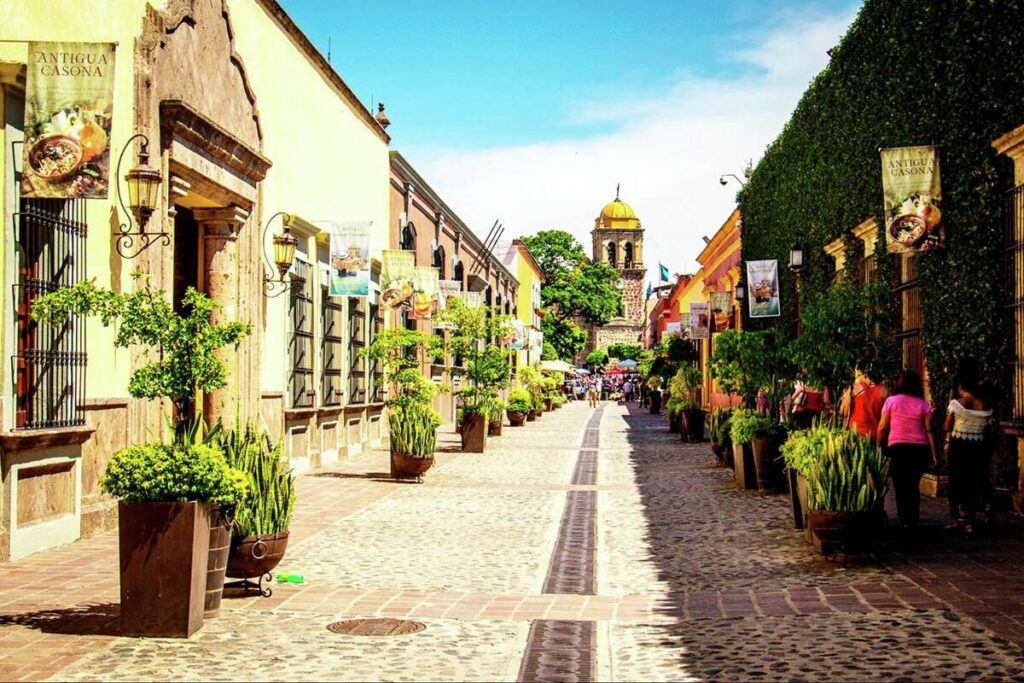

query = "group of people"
[[788, 359, 996, 535], [565, 373, 642, 407]]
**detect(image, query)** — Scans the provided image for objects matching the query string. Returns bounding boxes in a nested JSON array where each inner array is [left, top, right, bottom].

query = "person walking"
[[878, 370, 937, 529], [844, 370, 888, 444], [623, 379, 634, 404], [791, 380, 826, 430], [587, 379, 598, 407], [595, 376, 604, 403], [944, 378, 994, 536]]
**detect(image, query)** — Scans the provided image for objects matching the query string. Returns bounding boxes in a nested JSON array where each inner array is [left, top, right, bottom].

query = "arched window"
[[400, 223, 416, 251], [606, 241, 617, 266], [433, 244, 446, 278], [453, 259, 464, 286], [624, 242, 634, 268]]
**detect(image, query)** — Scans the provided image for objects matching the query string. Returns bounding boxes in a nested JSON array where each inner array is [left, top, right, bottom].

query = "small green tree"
[[607, 343, 642, 361], [541, 313, 586, 361], [709, 330, 765, 408], [31, 272, 250, 429], [586, 348, 608, 367], [436, 299, 514, 417]]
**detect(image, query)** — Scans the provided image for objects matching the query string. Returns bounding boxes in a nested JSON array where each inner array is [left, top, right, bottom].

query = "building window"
[[348, 297, 366, 403], [368, 302, 384, 403], [1007, 182, 1024, 422], [320, 285, 345, 407], [454, 259, 464, 287], [434, 245, 446, 279], [607, 241, 617, 266], [288, 259, 315, 408], [896, 253, 924, 380], [401, 223, 416, 251], [624, 242, 634, 268], [14, 199, 87, 429]]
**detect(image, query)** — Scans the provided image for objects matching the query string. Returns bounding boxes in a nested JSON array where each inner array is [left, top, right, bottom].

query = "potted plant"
[[486, 395, 506, 436], [32, 274, 251, 637], [708, 407, 734, 466], [361, 328, 442, 479], [519, 366, 544, 420], [665, 395, 684, 433], [217, 423, 295, 598], [507, 388, 531, 426], [671, 364, 706, 442], [729, 409, 761, 490]]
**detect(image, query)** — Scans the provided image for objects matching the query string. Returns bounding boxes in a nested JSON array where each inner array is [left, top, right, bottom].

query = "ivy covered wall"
[[738, 0, 1024, 406]]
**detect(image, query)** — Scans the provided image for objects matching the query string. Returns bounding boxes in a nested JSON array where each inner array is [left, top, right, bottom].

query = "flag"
[[659, 263, 670, 283], [645, 282, 652, 300]]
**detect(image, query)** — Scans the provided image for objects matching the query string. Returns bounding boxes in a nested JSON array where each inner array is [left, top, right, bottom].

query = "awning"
[[540, 360, 575, 374]]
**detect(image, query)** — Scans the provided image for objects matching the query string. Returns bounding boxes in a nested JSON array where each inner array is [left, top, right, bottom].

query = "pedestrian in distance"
[[623, 378, 634, 404], [842, 369, 889, 444], [791, 379, 827, 430], [878, 370, 938, 530], [587, 379, 598, 407], [944, 376, 995, 537]]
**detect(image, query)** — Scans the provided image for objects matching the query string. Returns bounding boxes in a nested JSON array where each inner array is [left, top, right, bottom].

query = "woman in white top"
[[943, 379, 994, 535]]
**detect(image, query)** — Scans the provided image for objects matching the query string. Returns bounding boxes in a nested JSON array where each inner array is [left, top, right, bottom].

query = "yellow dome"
[[596, 197, 640, 229]]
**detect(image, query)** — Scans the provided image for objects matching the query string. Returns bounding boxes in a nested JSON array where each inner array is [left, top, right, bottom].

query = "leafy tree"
[[31, 272, 250, 429], [540, 313, 586, 361], [541, 342, 558, 361], [586, 348, 608, 367], [520, 230, 586, 278], [436, 300, 514, 417], [607, 343, 642, 361]]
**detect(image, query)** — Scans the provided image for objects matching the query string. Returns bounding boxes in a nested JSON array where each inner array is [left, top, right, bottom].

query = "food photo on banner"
[[324, 221, 371, 297], [746, 259, 781, 318], [881, 145, 943, 253], [380, 249, 416, 310], [22, 42, 115, 199], [408, 266, 439, 320], [689, 302, 710, 339]]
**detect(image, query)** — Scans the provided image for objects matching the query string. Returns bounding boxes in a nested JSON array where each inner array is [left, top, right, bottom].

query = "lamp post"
[[789, 242, 805, 335], [262, 212, 298, 298], [114, 133, 168, 259], [733, 283, 745, 330]]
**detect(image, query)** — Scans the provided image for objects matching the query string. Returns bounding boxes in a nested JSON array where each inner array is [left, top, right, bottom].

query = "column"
[[194, 206, 250, 426]]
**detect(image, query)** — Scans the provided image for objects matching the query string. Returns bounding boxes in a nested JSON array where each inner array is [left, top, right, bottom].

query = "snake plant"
[[217, 422, 295, 537]]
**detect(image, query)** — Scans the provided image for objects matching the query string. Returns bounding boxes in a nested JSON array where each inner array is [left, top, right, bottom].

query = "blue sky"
[[281, 0, 858, 279]]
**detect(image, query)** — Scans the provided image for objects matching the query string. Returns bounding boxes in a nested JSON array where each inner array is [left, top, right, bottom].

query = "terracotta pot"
[[526, 410, 537, 422], [920, 473, 948, 498], [751, 434, 783, 492], [683, 409, 706, 443], [787, 468, 804, 529], [507, 411, 526, 426], [732, 441, 757, 490], [226, 531, 290, 579], [391, 452, 435, 479], [461, 413, 487, 452], [204, 503, 233, 619], [488, 419, 503, 437], [117, 500, 211, 638]]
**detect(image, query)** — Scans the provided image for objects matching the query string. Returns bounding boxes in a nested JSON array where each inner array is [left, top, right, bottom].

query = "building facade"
[[498, 239, 544, 369], [0, 0, 390, 560]]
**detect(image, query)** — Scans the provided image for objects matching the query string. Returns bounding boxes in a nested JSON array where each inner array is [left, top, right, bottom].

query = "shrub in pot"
[[665, 396, 684, 433], [670, 364, 705, 442], [729, 409, 760, 490], [486, 396, 506, 436], [101, 442, 246, 637], [507, 388, 531, 426], [730, 410, 787, 492], [708, 407, 734, 466], [218, 423, 295, 597]]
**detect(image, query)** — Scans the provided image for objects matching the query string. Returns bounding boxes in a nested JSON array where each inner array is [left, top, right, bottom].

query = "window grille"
[[13, 198, 87, 429], [288, 260, 314, 408], [368, 303, 384, 403], [348, 297, 366, 403], [320, 284, 345, 406], [896, 253, 924, 379], [1006, 183, 1024, 421]]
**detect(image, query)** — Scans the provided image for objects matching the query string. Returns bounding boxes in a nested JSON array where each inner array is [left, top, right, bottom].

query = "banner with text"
[[689, 302, 710, 339], [380, 250, 416, 310], [881, 145, 943, 254], [746, 259, 781, 319], [23, 42, 116, 199], [325, 221, 372, 298], [408, 266, 440, 320]]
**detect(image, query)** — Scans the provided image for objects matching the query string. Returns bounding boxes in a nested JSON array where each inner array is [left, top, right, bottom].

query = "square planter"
[[920, 473, 948, 498], [732, 441, 757, 490], [118, 500, 212, 638], [461, 413, 488, 453], [787, 468, 804, 529]]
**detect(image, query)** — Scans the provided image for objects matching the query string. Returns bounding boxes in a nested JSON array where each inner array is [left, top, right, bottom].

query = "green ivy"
[[737, 0, 1024, 407]]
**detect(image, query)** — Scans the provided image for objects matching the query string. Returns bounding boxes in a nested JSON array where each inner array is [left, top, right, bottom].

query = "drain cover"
[[326, 618, 426, 636]]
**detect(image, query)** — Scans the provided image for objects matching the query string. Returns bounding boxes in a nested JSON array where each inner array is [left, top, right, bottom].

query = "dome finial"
[[616, 183, 620, 201], [375, 102, 391, 129]]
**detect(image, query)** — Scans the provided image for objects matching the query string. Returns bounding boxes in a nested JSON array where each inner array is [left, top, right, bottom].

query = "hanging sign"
[[881, 145, 943, 253], [746, 260, 781, 318], [380, 250, 416, 310], [508, 320, 526, 350], [408, 266, 439, 320], [438, 279, 462, 308], [689, 302, 710, 339], [324, 221, 372, 297], [709, 291, 732, 314], [22, 42, 116, 199], [664, 321, 683, 336]]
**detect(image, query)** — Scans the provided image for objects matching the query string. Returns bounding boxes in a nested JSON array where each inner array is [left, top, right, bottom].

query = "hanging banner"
[[22, 42, 116, 199], [881, 145, 943, 253], [463, 291, 483, 309], [746, 259, 781, 318], [664, 321, 682, 336], [408, 266, 440, 320], [508, 320, 526, 350], [380, 250, 416, 310], [689, 302, 710, 339], [438, 279, 463, 309], [324, 221, 372, 297], [709, 291, 732, 314]]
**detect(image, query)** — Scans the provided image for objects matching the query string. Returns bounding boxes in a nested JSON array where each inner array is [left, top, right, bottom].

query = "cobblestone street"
[[3, 402, 1024, 681]]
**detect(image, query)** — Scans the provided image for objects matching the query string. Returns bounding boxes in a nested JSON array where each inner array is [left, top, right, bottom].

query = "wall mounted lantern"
[[263, 211, 298, 298], [789, 242, 805, 272], [734, 284, 745, 303], [114, 133, 168, 259]]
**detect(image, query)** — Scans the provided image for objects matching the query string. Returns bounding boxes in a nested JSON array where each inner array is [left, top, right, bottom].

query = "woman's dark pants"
[[888, 443, 929, 527]]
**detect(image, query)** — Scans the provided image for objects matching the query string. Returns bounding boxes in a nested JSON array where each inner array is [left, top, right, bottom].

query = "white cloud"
[[408, 7, 857, 285]]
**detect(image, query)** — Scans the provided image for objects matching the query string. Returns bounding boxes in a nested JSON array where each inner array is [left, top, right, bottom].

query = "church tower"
[[584, 189, 648, 356]]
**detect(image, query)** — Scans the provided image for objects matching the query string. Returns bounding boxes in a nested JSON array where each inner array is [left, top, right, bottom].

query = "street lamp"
[[262, 212, 298, 297], [114, 133, 168, 259], [789, 242, 805, 336], [789, 242, 805, 272], [719, 173, 746, 187], [734, 284, 745, 303]]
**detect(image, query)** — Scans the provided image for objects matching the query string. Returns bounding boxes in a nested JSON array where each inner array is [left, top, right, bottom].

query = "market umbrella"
[[540, 359, 575, 374], [617, 359, 639, 368]]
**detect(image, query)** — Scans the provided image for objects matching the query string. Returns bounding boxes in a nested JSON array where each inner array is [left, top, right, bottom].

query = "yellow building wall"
[[207, 1, 391, 395], [514, 250, 542, 367], [0, 1, 154, 408]]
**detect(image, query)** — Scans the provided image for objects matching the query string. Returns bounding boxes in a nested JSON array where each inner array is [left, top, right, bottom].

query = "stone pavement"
[[1, 402, 1024, 680]]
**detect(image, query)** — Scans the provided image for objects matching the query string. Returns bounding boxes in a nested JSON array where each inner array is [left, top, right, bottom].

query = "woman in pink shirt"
[[878, 370, 937, 529]]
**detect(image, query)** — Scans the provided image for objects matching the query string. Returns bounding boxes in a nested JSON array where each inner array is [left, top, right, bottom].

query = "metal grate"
[[368, 303, 384, 403], [326, 618, 425, 636], [320, 285, 344, 406], [288, 260, 314, 408], [1006, 184, 1024, 421], [13, 198, 87, 430], [896, 253, 924, 379], [348, 297, 366, 404]]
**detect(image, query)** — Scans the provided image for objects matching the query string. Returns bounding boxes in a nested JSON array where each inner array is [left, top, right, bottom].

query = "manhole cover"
[[326, 618, 426, 636]]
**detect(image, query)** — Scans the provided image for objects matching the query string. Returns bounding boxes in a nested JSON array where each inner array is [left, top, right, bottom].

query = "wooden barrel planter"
[[204, 503, 233, 618], [226, 532, 290, 597], [751, 435, 783, 492], [683, 409, 706, 443], [507, 411, 526, 427]]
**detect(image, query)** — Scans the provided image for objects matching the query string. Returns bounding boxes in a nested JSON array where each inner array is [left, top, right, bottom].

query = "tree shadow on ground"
[[0, 602, 121, 637]]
